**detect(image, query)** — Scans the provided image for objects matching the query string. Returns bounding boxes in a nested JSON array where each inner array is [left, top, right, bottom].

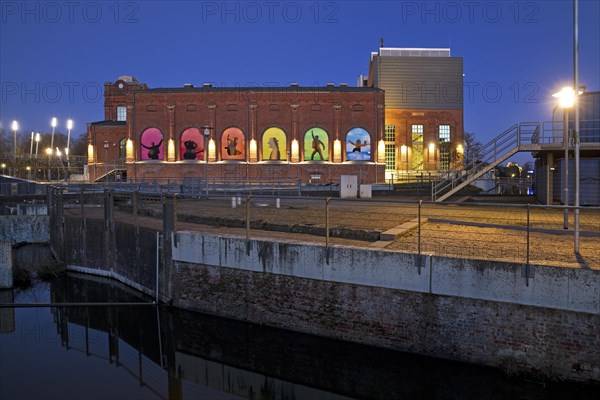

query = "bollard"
[[231, 197, 237, 208], [276, 198, 280, 208]]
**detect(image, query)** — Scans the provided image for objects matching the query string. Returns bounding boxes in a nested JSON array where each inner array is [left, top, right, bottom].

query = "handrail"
[[432, 122, 540, 201]]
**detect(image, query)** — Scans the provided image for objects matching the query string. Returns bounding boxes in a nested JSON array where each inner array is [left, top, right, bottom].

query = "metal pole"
[[246, 193, 251, 255], [563, 110, 569, 229], [418, 200, 422, 274], [204, 134, 209, 196], [526, 204, 530, 287], [574, 0, 580, 252], [156, 232, 160, 303], [326, 197, 331, 264]]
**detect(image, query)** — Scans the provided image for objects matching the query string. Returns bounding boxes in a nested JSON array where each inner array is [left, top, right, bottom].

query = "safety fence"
[[49, 188, 600, 270]]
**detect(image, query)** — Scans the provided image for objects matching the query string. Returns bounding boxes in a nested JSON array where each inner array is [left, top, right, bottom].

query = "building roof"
[[138, 85, 383, 94], [89, 120, 127, 126]]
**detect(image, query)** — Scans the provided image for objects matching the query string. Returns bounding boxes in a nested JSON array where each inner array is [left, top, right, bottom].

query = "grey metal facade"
[[371, 56, 463, 110]]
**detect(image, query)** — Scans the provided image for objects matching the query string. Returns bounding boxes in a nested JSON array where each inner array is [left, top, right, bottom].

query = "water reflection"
[[0, 273, 597, 400]]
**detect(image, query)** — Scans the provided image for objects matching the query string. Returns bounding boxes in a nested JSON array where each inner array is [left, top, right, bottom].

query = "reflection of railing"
[[54, 310, 168, 400]]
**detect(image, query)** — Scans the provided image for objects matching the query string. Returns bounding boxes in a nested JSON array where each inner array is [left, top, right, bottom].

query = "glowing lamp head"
[[552, 87, 575, 108], [67, 119, 73, 130], [12, 120, 18, 131], [51, 117, 57, 128]]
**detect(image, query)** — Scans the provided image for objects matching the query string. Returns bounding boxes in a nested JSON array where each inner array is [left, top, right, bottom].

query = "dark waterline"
[[0, 273, 597, 400]]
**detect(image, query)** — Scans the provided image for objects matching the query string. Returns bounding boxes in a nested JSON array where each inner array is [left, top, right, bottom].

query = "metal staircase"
[[95, 167, 127, 182], [432, 122, 541, 201]]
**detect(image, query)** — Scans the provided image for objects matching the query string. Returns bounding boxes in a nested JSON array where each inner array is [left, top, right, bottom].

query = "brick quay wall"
[[53, 192, 599, 384], [171, 231, 600, 384]]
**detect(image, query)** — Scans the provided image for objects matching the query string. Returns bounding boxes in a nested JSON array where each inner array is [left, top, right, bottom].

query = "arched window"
[[262, 127, 286, 161], [119, 138, 126, 159], [346, 128, 371, 161], [140, 128, 164, 160], [221, 127, 245, 160], [303, 128, 329, 161], [180, 128, 204, 160]]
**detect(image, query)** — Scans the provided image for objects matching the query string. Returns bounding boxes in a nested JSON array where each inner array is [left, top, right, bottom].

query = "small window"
[[117, 106, 127, 121], [439, 125, 451, 142]]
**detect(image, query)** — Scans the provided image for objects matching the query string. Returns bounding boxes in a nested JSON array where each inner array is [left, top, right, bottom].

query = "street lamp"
[[35, 133, 41, 157], [11, 120, 18, 162], [104, 141, 110, 182], [203, 126, 212, 196], [30, 131, 35, 158], [552, 87, 575, 229], [56, 148, 62, 180], [46, 147, 52, 181], [1, 163, 6, 175], [50, 117, 57, 151], [66, 119, 73, 169]]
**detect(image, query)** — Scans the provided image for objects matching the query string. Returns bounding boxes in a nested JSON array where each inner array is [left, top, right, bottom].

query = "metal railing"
[[432, 122, 540, 201], [50, 189, 600, 270]]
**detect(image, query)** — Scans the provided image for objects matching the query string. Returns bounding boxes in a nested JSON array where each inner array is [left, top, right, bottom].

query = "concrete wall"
[[0, 216, 49, 244], [172, 232, 599, 315], [171, 231, 600, 383]]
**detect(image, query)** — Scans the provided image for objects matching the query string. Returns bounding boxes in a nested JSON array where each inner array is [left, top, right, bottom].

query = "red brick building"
[[360, 47, 464, 178], [87, 76, 386, 184]]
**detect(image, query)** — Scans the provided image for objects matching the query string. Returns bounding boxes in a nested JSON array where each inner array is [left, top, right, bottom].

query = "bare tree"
[[463, 131, 482, 165]]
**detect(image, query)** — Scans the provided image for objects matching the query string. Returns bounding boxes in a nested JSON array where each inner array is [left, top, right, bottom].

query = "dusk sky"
[[1, 0, 599, 161]]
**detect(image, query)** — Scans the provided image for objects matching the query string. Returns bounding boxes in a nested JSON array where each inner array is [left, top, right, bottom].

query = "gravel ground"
[[72, 196, 600, 269]]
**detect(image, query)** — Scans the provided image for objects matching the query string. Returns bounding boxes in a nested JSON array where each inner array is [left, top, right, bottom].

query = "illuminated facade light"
[[333, 139, 342, 163], [291, 139, 300, 162], [249, 139, 258, 162], [377, 140, 385, 163]]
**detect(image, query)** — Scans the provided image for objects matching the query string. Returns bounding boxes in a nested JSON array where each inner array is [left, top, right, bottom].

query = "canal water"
[[0, 272, 597, 400]]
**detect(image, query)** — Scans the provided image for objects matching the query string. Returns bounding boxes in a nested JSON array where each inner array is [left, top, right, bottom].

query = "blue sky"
[[1, 0, 599, 160]]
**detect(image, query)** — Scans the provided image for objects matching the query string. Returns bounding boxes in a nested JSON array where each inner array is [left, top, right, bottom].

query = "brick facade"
[[87, 79, 385, 183]]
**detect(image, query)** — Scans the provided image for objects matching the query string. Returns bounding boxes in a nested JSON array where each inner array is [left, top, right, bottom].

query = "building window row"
[[136, 126, 372, 162]]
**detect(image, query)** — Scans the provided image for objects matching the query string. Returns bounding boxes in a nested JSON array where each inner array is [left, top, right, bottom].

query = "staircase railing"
[[432, 122, 539, 201]]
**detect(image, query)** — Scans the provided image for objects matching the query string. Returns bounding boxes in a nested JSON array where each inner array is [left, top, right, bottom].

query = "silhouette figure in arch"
[[183, 140, 203, 160], [267, 137, 280, 160], [142, 139, 163, 159], [225, 135, 242, 156], [349, 138, 368, 153], [310, 132, 326, 160]]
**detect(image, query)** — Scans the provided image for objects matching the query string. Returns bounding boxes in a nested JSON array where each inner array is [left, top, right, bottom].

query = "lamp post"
[[66, 119, 73, 170], [50, 117, 57, 152], [46, 148, 52, 181], [203, 127, 211, 196], [104, 141, 110, 183], [552, 87, 575, 229], [35, 133, 40, 158], [56, 148, 62, 180], [29, 131, 34, 158], [1, 163, 5, 176], [573, 0, 580, 253], [11, 121, 18, 162]]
